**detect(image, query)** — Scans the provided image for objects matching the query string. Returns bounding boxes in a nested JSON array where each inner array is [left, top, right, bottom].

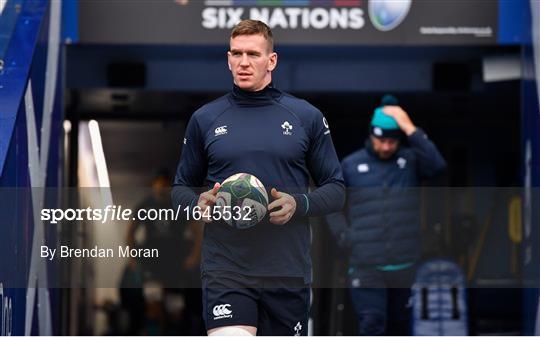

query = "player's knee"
[[208, 326, 256, 336]]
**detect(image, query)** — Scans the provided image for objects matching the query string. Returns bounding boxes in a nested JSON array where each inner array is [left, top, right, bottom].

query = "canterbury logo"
[[215, 126, 228, 136], [212, 304, 233, 319]]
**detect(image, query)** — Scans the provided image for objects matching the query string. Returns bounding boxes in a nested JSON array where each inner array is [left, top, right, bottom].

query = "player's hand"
[[382, 106, 417, 136], [197, 182, 221, 223], [268, 188, 297, 225]]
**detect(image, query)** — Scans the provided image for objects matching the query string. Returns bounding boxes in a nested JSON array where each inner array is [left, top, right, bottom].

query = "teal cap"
[[371, 107, 399, 130], [370, 94, 402, 139]]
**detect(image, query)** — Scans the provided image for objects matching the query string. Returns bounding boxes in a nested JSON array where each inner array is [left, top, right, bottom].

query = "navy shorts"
[[202, 270, 310, 336]]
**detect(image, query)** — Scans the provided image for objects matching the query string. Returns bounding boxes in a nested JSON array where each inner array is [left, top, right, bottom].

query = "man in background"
[[327, 95, 446, 335]]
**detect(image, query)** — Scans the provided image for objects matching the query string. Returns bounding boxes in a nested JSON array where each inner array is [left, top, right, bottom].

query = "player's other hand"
[[382, 106, 417, 136], [268, 188, 297, 225], [198, 182, 221, 223]]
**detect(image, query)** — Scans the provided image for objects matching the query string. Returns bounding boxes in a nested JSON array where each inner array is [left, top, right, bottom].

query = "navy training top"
[[172, 84, 345, 283]]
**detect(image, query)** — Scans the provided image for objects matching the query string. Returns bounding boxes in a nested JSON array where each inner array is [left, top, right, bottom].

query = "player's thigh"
[[208, 325, 257, 336], [257, 287, 310, 336]]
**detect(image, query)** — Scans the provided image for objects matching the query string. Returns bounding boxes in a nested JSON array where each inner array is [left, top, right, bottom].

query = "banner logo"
[[368, 0, 411, 31], [201, 0, 365, 30]]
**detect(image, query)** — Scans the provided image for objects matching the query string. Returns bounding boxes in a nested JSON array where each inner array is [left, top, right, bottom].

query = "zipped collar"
[[231, 83, 282, 106]]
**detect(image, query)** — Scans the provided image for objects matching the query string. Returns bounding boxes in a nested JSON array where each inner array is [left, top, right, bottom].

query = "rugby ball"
[[215, 173, 268, 229]]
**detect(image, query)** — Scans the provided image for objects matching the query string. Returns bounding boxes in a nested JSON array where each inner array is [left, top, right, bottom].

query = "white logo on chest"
[[215, 125, 228, 136], [281, 121, 293, 136], [357, 163, 369, 173], [397, 157, 407, 169]]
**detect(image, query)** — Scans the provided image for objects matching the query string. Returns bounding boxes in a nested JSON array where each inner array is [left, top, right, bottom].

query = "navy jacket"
[[172, 85, 345, 282], [327, 129, 446, 268]]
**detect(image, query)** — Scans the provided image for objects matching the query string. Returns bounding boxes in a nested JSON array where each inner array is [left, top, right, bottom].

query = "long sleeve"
[[171, 115, 207, 211], [293, 111, 345, 217], [325, 160, 351, 248]]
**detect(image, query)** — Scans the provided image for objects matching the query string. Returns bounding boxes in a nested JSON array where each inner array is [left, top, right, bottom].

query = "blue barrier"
[[0, 0, 23, 70], [0, 0, 63, 335]]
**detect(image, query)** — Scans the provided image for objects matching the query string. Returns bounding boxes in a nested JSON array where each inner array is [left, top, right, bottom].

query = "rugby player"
[[172, 20, 345, 336]]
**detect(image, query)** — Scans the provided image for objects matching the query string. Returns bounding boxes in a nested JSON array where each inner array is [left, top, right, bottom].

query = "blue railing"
[[0, 0, 62, 334], [0, 0, 47, 177], [0, 0, 23, 70]]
